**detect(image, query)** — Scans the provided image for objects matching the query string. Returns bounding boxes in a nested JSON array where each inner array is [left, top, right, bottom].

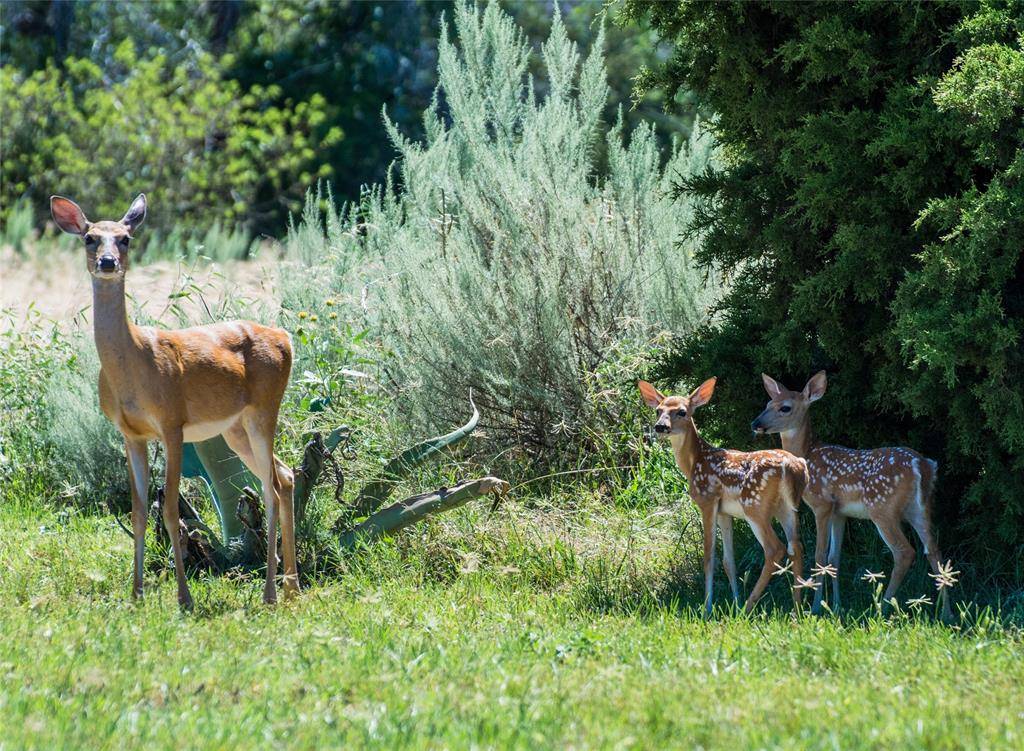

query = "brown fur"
[[640, 377, 809, 615], [753, 371, 950, 617], [51, 194, 298, 609]]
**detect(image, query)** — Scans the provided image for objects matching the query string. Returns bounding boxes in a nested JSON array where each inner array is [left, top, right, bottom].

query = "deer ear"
[[804, 371, 827, 402], [50, 196, 89, 235], [637, 380, 665, 409], [121, 194, 147, 232], [689, 376, 717, 409], [762, 373, 783, 399]]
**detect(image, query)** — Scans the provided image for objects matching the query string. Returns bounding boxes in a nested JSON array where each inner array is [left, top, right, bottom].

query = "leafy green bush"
[[0, 40, 339, 234], [283, 3, 720, 470], [626, 0, 1024, 565], [0, 199, 34, 252], [0, 313, 127, 509]]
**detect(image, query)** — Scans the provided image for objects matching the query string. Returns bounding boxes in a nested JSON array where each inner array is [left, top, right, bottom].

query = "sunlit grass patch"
[[1, 500, 1021, 750]]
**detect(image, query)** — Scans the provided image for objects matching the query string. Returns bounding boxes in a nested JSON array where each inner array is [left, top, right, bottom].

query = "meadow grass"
[[1, 496, 1021, 750]]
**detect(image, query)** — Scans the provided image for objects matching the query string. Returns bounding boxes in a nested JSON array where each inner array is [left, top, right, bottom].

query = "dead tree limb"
[[338, 477, 509, 550]]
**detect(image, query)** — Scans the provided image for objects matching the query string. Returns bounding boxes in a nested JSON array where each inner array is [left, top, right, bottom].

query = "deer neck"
[[780, 417, 814, 458], [92, 277, 139, 374], [668, 419, 707, 481]]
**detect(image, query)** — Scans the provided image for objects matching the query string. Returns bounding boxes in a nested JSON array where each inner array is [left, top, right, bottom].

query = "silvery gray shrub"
[[283, 2, 721, 463]]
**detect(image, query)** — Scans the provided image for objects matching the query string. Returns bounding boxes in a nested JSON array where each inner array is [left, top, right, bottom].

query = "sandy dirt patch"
[[0, 245, 282, 331]]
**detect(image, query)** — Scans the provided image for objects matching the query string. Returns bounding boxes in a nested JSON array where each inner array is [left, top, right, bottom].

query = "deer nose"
[[653, 424, 670, 434], [98, 256, 117, 272]]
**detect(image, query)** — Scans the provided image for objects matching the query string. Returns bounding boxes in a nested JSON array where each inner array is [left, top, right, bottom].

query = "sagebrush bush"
[[0, 316, 130, 510], [283, 3, 720, 469], [39, 340, 132, 510]]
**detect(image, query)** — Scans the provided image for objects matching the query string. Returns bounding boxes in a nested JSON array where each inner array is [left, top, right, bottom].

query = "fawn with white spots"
[[752, 371, 951, 618], [51, 195, 298, 609], [639, 378, 809, 615]]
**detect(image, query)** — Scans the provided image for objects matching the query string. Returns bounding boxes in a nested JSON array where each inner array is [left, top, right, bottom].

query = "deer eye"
[[117, 237, 130, 248], [676, 409, 687, 417], [84, 236, 99, 248], [780, 405, 792, 413]]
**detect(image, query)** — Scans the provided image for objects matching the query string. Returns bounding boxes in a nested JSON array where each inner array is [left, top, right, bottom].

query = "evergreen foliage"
[[1, 0, 690, 234], [625, 0, 1024, 563]]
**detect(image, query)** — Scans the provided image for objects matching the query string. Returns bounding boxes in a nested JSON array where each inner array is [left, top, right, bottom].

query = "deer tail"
[[784, 456, 809, 510], [920, 456, 938, 511]]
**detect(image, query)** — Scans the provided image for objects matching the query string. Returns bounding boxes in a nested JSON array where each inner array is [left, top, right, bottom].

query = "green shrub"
[[141, 221, 258, 264], [0, 315, 128, 510], [0, 199, 34, 252], [283, 3, 720, 470], [0, 40, 340, 235], [626, 0, 1024, 566]]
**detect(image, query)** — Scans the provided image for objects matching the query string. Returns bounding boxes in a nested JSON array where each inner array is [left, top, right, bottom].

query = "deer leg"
[[778, 503, 804, 609], [905, 505, 952, 620], [700, 505, 718, 617], [225, 422, 298, 601], [242, 413, 285, 605], [810, 506, 832, 614], [718, 513, 740, 606], [744, 517, 784, 612], [827, 513, 847, 612], [275, 459, 298, 600], [125, 437, 149, 599], [161, 428, 193, 611], [876, 519, 916, 608]]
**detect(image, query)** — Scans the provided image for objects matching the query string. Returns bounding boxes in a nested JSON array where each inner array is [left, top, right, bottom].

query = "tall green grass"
[[140, 221, 258, 264], [0, 497, 1021, 749]]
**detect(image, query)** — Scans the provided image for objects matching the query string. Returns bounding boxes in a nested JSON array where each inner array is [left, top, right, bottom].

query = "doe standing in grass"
[[639, 377, 808, 615], [751, 371, 951, 619], [50, 194, 298, 609]]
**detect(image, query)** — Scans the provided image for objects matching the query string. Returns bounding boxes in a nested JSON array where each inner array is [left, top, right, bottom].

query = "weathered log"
[[293, 426, 350, 524], [338, 477, 509, 550], [351, 394, 480, 517]]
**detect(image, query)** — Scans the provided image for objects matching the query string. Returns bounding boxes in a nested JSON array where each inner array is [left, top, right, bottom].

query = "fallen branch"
[[338, 477, 509, 550], [294, 426, 350, 523], [350, 393, 480, 517]]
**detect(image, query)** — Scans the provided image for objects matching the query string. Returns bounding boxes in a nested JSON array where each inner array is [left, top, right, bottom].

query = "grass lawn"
[[1, 497, 1021, 750]]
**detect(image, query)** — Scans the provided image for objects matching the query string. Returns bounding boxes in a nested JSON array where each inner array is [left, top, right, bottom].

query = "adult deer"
[[50, 194, 297, 609], [752, 372, 950, 618], [639, 378, 808, 615]]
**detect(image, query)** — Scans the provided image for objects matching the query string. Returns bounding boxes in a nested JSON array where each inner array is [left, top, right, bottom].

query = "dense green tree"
[[624, 0, 1024, 566], [222, 0, 446, 204], [0, 41, 338, 234]]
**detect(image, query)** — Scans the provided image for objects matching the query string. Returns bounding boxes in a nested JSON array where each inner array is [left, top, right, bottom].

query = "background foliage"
[[625, 0, 1024, 566], [1, 0, 690, 236], [1, 40, 336, 235]]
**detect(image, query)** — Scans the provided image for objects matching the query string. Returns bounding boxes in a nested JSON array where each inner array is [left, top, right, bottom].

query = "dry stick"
[[349, 393, 481, 517], [338, 477, 509, 550]]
